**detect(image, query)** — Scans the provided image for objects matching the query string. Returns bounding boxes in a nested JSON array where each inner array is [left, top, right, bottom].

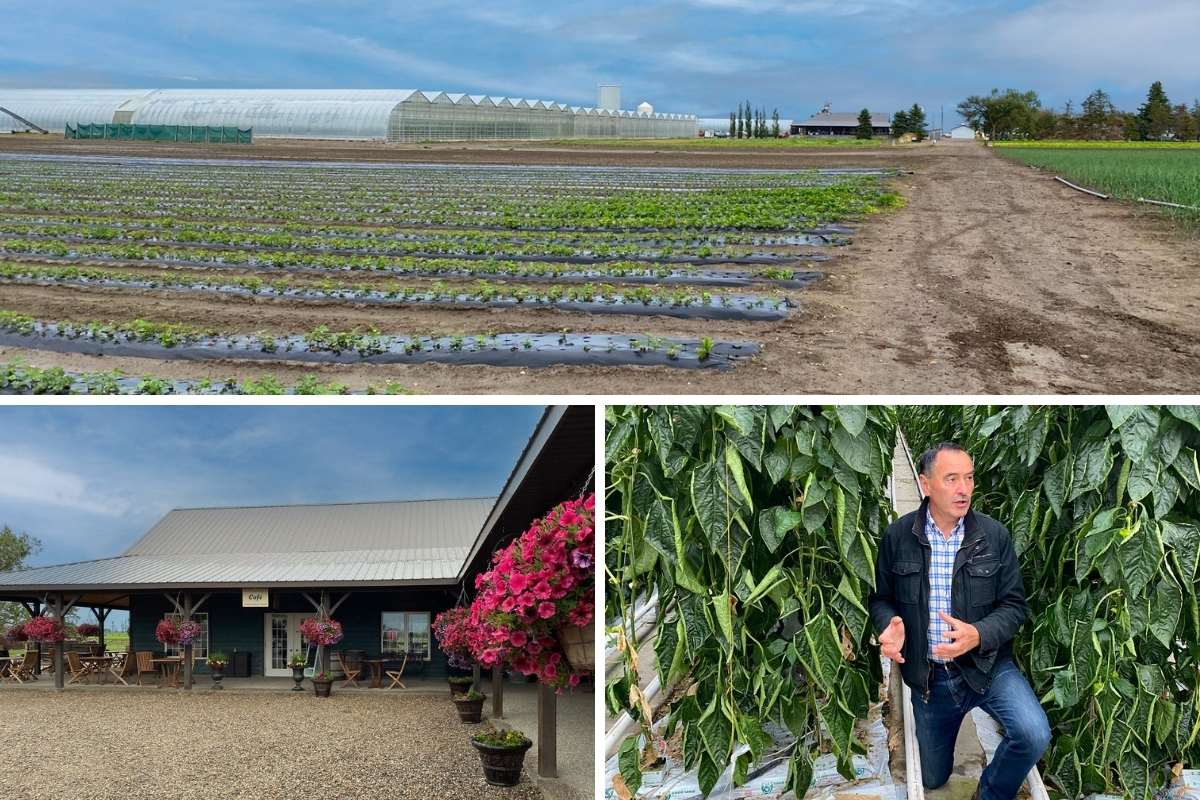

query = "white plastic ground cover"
[[1081, 769, 1200, 800], [603, 670, 897, 800]]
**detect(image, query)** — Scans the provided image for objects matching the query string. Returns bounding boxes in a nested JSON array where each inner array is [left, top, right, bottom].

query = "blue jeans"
[[912, 658, 1051, 800]]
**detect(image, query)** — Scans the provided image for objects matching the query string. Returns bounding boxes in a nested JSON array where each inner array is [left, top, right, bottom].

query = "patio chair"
[[9, 650, 37, 683], [65, 651, 91, 685], [335, 652, 361, 688], [109, 651, 134, 686], [134, 651, 156, 686], [385, 652, 408, 690]]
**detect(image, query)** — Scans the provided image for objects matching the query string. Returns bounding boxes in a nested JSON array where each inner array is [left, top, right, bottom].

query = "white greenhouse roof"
[[0, 88, 696, 141]]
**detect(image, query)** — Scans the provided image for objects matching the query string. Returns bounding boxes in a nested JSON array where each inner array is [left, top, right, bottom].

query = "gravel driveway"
[[0, 690, 543, 800]]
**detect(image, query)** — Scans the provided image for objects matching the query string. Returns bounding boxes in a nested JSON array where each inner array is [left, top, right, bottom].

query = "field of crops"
[[997, 144, 1200, 218], [0, 154, 900, 393]]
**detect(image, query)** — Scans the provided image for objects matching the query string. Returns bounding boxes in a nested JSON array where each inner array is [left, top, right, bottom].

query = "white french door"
[[263, 612, 308, 677]]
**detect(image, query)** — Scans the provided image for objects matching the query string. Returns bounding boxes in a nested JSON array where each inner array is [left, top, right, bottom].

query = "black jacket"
[[868, 497, 1028, 699]]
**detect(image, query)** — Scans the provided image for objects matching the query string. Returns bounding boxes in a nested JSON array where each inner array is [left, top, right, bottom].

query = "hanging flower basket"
[[155, 618, 201, 646], [433, 607, 474, 670], [299, 617, 344, 647], [22, 616, 65, 644], [467, 493, 595, 691], [557, 624, 594, 673]]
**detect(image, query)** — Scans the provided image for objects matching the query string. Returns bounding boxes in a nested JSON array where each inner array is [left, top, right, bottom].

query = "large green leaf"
[[757, 506, 803, 554], [1121, 523, 1161, 600], [643, 489, 676, 564], [1118, 407, 1161, 463], [1149, 577, 1182, 649], [799, 613, 842, 694], [835, 405, 867, 437], [691, 461, 735, 552], [618, 734, 643, 796], [830, 425, 874, 475], [1069, 438, 1113, 500], [1043, 456, 1073, 518], [786, 746, 814, 800], [1162, 521, 1200, 583]]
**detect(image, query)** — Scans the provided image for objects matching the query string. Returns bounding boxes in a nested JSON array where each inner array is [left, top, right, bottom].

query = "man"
[[868, 442, 1050, 800]]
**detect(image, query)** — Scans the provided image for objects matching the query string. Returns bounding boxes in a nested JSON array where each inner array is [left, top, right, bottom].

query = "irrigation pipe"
[[1053, 176, 1109, 200], [895, 433, 1051, 800], [1137, 197, 1200, 212]]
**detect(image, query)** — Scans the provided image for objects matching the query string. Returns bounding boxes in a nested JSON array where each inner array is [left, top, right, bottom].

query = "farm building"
[[0, 88, 696, 141], [0, 405, 594, 682], [790, 107, 893, 137], [948, 124, 980, 140]]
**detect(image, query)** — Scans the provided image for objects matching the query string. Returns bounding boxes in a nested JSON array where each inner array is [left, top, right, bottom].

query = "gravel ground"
[[0, 690, 543, 800]]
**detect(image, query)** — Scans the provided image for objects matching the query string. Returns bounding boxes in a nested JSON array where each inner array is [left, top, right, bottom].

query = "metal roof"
[[0, 497, 494, 591], [795, 111, 893, 128]]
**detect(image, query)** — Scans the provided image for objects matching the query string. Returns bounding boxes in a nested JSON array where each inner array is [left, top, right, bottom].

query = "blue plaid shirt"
[[926, 512, 965, 663]]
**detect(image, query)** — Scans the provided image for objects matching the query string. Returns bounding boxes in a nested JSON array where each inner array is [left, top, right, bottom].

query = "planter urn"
[[291, 666, 306, 691], [210, 666, 224, 690], [453, 694, 486, 723], [472, 737, 532, 787]]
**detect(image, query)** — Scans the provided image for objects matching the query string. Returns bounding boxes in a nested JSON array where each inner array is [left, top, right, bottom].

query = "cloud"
[[0, 452, 132, 517]]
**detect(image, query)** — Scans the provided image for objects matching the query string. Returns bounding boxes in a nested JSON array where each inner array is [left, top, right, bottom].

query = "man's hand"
[[879, 616, 905, 663], [932, 611, 980, 659]]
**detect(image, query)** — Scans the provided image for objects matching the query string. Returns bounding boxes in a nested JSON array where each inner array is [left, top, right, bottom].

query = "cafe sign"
[[242, 588, 269, 607]]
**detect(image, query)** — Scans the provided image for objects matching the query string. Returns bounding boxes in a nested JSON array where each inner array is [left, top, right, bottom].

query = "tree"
[[1137, 80, 1173, 140], [891, 109, 911, 138], [908, 103, 928, 141], [1, 524, 42, 631], [1193, 100, 1200, 142], [729, 111, 736, 138], [736, 103, 744, 139], [1080, 89, 1117, 139], [1058, 99, 1076, 139], [1175, 104, 1197, 143], [957, 88, 1041, 140], [771, 108, 780, 137], [856, 108, 874, 139], [744, 99, 752, 141]]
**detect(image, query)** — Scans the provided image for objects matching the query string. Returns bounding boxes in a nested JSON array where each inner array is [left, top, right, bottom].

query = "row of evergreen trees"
[[957, 81, 1199, 141], [854, 103, 928, 140], [728, 102, 781, 138]]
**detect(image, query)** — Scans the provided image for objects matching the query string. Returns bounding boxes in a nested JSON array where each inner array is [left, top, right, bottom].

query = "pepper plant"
[[899, 405, 1200, 800], [605, 405, 895, 797]]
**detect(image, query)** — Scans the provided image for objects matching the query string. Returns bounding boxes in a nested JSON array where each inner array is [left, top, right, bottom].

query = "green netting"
[[65, 123, 252, 143]]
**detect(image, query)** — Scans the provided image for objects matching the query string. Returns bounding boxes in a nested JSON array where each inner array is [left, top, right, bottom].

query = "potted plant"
[[207, 652, 227, 690], [448, 675, 474, 697], [312, 670, 333, 698], [288, 652, 307, 691], [471, 727, 533, 787], [155, 617, 201, 647], [467, 493, 595, 690], [22, 616, 65, 644], [452, 687, 486, 723]]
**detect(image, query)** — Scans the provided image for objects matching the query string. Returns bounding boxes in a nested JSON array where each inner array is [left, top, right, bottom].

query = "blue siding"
[[131, 588, 460, 677]]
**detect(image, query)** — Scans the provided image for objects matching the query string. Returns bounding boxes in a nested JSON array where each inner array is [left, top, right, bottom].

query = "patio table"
[[80, 655, 114, 685], [151, 657, 183, 688], [365, 658, 386, 689]]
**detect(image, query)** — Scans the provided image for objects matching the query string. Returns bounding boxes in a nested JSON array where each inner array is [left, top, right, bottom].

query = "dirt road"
[[0, 138, 1196, 394]]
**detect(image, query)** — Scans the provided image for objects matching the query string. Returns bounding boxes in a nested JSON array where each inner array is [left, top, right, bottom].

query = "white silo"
[[637, 101, 653, 114], [598, 85, 621, 111]]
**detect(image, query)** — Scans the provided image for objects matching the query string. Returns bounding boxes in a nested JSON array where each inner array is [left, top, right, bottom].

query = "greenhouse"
[[0, 88, 696, 141]]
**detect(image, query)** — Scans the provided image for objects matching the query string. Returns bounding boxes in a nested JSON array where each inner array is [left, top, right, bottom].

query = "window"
[[163, 613, 209, 662], [381, 612, 430, 660]]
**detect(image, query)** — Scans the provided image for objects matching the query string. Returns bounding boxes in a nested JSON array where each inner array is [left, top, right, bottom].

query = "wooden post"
[[492, 665, 504, 719], [183, 593, 195, 690], [95, 607, 110, 653], [53, 595, 65, 691], [472, 662, 481, 693], [537, 682, 557, 778]]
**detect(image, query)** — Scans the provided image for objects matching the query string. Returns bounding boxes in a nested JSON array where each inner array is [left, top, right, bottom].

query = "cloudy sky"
[[1, 0, 1196, 124], [0, 405, 545, 572]]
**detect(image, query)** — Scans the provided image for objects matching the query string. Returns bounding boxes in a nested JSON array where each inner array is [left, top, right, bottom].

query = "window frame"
[[380, 611, 431, 661]]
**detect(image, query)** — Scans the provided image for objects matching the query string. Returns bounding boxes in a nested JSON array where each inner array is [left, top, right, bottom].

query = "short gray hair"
[[918, 442, 969, 476]]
